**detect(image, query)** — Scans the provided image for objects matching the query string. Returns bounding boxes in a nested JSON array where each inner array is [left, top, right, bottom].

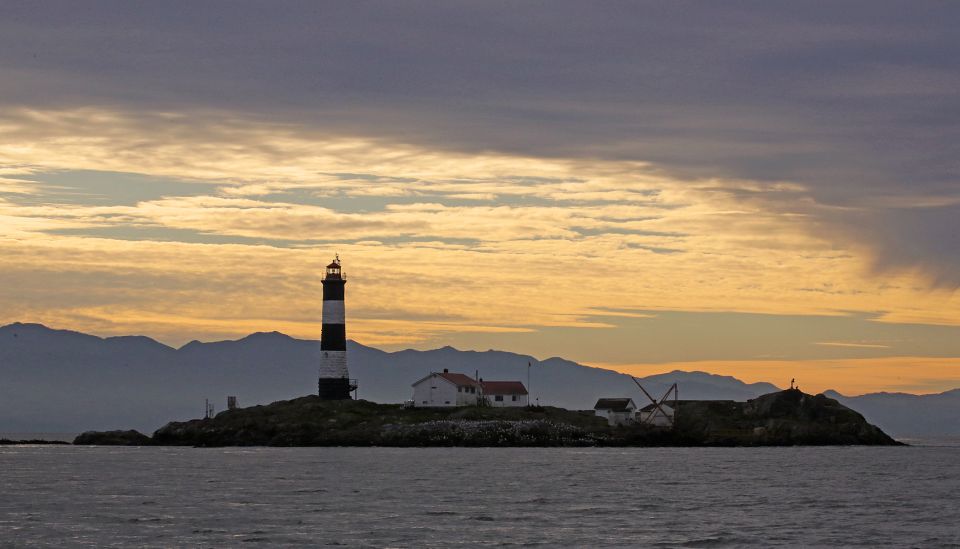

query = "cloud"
[[0, 167, 43, 194], [0, 106, 956, 334], [1, 2, 958, 286], [813, 342, 891, 349]]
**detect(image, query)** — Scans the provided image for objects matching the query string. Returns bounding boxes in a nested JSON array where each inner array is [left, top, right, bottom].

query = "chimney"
[[443, 368, 449, 373]]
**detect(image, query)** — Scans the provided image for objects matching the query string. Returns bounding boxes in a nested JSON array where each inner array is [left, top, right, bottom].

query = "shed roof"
[[481, 380, 528, 395], [594, 398, 636, 412]]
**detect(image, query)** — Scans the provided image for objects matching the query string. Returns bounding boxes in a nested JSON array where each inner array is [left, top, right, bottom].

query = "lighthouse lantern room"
[[318, 255, 354, 399]]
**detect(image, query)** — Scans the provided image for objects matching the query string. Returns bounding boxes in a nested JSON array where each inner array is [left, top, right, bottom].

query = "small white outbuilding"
[[593, 398, 637, 426], [638, 402, 675, 427]]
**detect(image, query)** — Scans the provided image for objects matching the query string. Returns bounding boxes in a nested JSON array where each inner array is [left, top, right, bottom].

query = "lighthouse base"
[[318, 377, 353, 400]]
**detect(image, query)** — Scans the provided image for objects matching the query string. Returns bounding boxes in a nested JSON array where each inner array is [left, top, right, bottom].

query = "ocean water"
[[1, 445, 958, 547]]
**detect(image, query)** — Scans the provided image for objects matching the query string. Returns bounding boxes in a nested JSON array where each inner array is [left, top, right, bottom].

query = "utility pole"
[[527, 362, 531, 406]]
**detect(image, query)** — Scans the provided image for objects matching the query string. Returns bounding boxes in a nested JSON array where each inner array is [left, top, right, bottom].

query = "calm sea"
[[1, 444, 958, 547]]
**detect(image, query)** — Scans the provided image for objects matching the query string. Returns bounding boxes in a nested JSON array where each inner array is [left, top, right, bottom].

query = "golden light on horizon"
[[1, 107, 959, 395]]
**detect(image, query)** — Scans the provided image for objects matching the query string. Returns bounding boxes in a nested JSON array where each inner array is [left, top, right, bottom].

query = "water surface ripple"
[[1, 446, 958, 547]]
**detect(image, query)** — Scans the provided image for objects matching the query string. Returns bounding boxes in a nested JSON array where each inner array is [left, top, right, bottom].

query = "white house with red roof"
[[411, 369, 529, 407], [411, 369, 482, 407]]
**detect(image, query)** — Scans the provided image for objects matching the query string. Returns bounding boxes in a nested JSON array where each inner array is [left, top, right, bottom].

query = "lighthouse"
[[318, 255, 353, 399]]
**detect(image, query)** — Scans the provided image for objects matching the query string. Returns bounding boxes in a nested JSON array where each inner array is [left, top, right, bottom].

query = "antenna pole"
[[527, 362, 531, 406], [674, 383, 679, 429]]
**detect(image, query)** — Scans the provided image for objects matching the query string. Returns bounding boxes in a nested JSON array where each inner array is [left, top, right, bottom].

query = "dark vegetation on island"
[[73, 389, 900, 447]]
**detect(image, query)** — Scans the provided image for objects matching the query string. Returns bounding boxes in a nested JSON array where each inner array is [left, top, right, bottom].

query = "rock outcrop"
[[73, 429, 153, 446], [671, 389, 900, 446]]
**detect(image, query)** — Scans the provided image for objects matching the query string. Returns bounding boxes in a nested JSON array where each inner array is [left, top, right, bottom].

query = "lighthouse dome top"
[[324, 255, 344, 279]]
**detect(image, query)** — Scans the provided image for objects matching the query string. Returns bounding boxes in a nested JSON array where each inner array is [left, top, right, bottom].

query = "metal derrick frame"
[[631, 377, 679, 429]]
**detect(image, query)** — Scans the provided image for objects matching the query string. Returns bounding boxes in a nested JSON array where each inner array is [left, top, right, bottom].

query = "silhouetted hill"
[[1, 322, 954, 436], [825, 389, 960, 437]]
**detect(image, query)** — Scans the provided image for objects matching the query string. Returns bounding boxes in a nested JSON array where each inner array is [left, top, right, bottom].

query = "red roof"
[[437, 372, 480, 387], [481, 380, 528, 395]]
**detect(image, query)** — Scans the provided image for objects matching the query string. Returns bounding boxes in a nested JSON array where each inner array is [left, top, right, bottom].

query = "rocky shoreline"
[[71, 389, 901, 447]]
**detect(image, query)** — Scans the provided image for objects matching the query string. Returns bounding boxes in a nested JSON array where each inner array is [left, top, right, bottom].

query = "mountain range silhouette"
[[1, 322, 956, 436]]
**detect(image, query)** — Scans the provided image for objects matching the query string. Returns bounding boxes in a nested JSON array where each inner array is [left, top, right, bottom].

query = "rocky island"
[[0, 438, 70, 445], [73, 430, 153, 446], [74, 389, 900, 447]]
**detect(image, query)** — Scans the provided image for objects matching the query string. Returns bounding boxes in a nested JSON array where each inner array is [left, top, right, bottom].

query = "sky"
[[2, 1, 960, 395]]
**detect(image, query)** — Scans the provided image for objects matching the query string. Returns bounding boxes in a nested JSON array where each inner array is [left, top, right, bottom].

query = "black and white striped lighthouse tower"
[[318, 255, 353, 399]]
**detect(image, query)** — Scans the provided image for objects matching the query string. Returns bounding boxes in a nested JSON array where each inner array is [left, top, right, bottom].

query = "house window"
[[495, 395, 503, 402], [445, 401, 450, 405], [512, 395, 518, 401], [422, 401, 427, 404], [458, 387, 462, 392], [470, 387, 475, 394]]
